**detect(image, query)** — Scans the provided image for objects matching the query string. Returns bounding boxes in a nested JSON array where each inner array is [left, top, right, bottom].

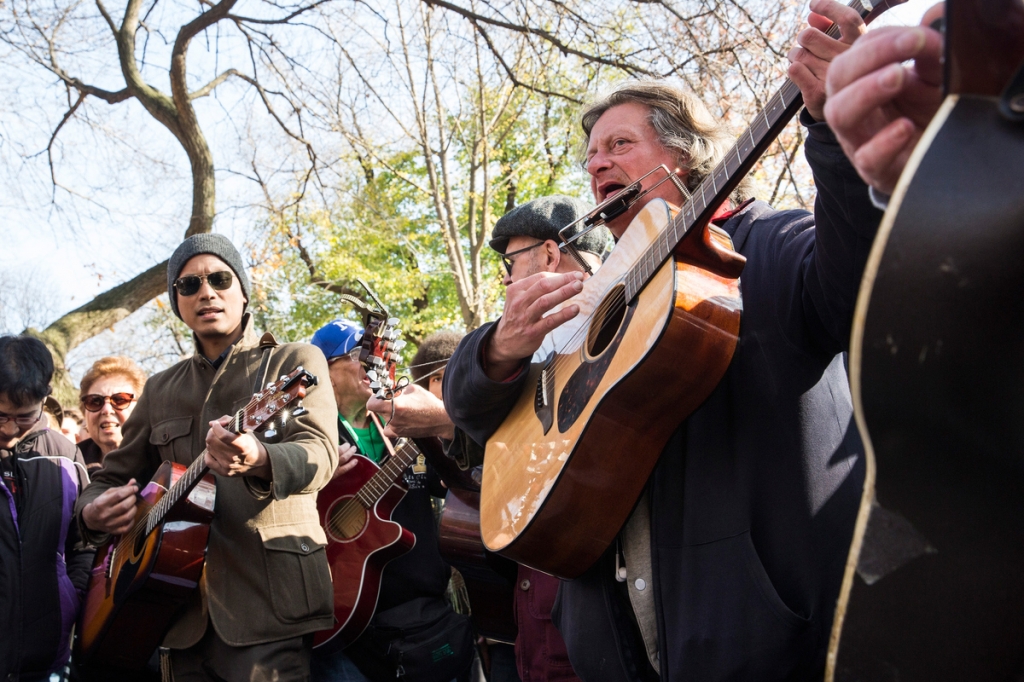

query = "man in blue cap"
[[310, 320, 473, 682]]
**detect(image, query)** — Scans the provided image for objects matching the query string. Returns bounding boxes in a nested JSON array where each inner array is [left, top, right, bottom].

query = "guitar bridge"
[[534, 353, 555, 435]]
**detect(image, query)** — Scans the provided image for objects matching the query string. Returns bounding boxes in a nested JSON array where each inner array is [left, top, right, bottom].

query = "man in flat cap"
[[77, 233, 338, 680], [434, 195, 606, 682]]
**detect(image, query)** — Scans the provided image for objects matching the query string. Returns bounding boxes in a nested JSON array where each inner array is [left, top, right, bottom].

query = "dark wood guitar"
[[828, 2, 1024, 680], [76, 367, 318, 670], [480, 0, 905, 579], [438, 487, 518, 644], [313, 425, 428, 654]]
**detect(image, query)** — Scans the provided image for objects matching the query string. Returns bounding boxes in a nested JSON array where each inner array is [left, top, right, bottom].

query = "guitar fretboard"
[[143, 408, 245, 536], [352, 439, 422, 509]]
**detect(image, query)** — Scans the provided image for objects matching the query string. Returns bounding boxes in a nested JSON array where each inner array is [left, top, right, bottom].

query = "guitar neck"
[[624, 0, 883, 301], [143, 449, 212, 536], [353, 439, 422, 508], [143, 408, 247, 535]]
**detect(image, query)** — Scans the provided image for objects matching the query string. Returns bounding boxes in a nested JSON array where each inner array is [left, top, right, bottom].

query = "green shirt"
[[339, 414, 386, 464]]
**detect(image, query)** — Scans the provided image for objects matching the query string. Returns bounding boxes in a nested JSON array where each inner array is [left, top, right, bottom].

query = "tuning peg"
[[266, 382, 276, 390], [292, 401, 308, 417], [367, 370, 379, 381], [393, 340, 406, 351], [388, 317, 400, 326], [264, 424, 278, 439]]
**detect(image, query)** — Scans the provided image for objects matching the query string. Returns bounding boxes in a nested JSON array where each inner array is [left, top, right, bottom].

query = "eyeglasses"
[[500, 241, 548, 277], [82, 393, 135, 413], [173, 271, 233, 297], [0, 408, 43, 428], [328, 347, 362, 364]]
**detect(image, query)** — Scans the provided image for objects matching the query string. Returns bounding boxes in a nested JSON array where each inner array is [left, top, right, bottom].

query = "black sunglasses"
[[173, 271, 234, 297], [82, 393, 135, 413], [501, 241, 548, 277]]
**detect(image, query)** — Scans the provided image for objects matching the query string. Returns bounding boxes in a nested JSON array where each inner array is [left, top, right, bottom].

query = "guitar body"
[[830, 42, 1024, 682], [314, 454, 415, 654], [439, 488, 518, 643], [77, 460, 216, 669], [482, 199, 742, 578]]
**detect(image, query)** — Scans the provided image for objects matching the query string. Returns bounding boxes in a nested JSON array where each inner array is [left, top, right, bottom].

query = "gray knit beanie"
[[167, 233, 251, 319], [489, 195, 610, 257]]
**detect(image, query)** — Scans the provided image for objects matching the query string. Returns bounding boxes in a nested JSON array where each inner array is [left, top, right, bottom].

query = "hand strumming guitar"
[[81, 479, 139, 535], [484, 271, 584, 381]]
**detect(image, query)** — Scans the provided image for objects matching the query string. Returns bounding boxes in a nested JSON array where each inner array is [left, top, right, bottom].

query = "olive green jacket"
[[76, 315, 339, 648]]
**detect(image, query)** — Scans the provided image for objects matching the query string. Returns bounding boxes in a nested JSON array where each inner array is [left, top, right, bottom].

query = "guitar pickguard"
[[557, 300, 637, 432]]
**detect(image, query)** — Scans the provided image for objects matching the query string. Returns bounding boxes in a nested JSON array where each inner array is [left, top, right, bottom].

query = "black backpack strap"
[[252, 332, 279, 394]]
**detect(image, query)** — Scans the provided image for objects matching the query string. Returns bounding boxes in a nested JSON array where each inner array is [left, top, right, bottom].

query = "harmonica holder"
[[558, 165, 689, 275]]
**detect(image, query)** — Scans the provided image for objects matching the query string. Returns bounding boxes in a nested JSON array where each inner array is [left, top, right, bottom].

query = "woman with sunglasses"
[[77, 356, 146, 474]]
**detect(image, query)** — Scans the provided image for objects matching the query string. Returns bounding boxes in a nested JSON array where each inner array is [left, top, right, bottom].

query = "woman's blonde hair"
[[79, 356, 147, 401]]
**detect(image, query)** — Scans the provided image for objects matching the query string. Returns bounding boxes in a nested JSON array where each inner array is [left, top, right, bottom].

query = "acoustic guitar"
[[828, 1, 1024, 679], [480, 0, 905, 579], [313, 421, 429, 654], [76, 367, 318, 669]]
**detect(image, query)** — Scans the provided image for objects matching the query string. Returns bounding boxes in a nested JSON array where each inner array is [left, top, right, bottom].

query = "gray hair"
[[580, 81, 751, 201]]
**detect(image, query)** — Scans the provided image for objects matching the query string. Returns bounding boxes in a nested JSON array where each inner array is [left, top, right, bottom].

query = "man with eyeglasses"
[[0, 335, 93, 681], [439, 195, 609, 682], [75, 234, 338, 681]]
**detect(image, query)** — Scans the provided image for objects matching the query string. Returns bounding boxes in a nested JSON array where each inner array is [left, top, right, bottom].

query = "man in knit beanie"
[[77, 233, 339, 680]]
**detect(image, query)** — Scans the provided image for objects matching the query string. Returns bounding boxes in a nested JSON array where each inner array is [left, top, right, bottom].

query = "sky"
[[0, 0, 935, 372]]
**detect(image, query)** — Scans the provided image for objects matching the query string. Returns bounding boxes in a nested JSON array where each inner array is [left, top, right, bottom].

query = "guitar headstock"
[[358, 313, 406, 399], [236, 367, 318, 436]]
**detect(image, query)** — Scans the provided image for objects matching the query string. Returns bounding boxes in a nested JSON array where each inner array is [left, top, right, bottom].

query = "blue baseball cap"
[[311, 319, 364, 360]]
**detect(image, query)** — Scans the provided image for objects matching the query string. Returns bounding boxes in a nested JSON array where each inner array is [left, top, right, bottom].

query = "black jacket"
[[0, 429, 93, 678], [444, 115, 883, 681]]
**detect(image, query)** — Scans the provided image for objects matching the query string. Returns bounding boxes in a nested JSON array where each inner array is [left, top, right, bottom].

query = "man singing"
[[77, 234, 338, 680]]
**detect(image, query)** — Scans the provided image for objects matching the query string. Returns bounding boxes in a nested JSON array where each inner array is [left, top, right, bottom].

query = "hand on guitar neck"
[[366, 383, 455, 440], [485, 271, 584, 382], [205, 415, 271, 478], [787, 0, 869, 120], [825, 4, 945, 195]]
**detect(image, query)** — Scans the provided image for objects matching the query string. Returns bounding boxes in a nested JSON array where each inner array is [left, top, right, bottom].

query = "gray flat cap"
[[490, 195, 609, 257], [167, 233, 251, 319]]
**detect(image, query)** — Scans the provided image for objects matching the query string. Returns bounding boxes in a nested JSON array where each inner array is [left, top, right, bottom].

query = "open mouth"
[[196, 307, 223, 320], [599, 182, 627, 202]]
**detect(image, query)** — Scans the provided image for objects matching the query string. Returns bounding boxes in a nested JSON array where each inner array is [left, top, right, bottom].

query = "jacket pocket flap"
[[150, 416, 193, 445], [261, 533, 325, 555]]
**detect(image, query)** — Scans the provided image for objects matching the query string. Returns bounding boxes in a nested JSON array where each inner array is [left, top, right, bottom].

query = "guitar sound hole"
[[327, 498, 368, 542], [587, 284, 628, 359], [133, 529, 147, 557]]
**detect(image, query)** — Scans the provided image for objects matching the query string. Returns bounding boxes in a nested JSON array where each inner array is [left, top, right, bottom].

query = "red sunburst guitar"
[[77, 367, 318, 670], [313, 422, 429, 654]]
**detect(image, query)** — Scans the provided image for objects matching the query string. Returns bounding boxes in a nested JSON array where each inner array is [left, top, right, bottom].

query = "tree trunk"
[[25, 260, 169, 404]]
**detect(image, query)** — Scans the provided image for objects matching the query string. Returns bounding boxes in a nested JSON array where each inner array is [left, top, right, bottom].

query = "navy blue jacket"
[[443, 115, 882, 681], [0, 429, 93, 678]]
